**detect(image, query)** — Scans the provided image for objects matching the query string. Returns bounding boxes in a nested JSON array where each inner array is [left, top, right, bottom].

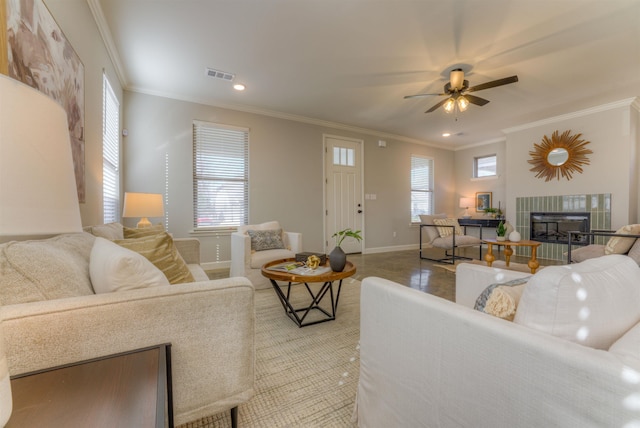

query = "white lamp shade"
[[0, 75, 82, 238], [122, 193, 165, 218], [459, 197, 474, 209]]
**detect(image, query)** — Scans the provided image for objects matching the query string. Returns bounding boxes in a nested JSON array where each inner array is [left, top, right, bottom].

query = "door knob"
[[357, 210, 363, 214]]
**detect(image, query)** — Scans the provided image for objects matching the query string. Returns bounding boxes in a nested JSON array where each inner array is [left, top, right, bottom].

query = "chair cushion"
[[432, 218, 462, 237], [431, 235, 481, 249], [114, 233, 195, 284], [248, 228, 285, 251], [250, 249, 295, 269], [609, 322, 640, 367], [90, 237, 169, 293], [605, 224, 640, 255], [419, 213, 447, 243], [514, 255, 640, 349], [568, 244, 606, 262]]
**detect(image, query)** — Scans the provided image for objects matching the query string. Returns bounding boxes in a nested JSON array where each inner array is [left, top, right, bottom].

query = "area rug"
[[179, 278, 361, 428], [434, 259, 541, 274]]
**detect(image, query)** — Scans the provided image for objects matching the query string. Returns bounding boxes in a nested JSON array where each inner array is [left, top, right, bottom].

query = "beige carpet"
[[434, 259, 540, 273], [180, 278, 361, 428]]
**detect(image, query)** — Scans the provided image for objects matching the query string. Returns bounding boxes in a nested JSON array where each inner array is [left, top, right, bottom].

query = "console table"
[[458, 218, 502, 228], [7, 344, 173, 428]]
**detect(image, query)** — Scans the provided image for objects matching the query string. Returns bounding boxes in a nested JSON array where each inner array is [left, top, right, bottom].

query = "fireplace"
[[530, 212, 590, 245]]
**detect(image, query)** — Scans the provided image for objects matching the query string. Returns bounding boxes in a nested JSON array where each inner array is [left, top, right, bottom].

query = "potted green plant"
[[330, 228, 362, 272], [484, 207, 498, 218], [496, 220, 506, 241]]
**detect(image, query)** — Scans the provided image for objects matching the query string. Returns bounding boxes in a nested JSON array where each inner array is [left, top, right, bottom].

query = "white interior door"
[[324, 136, 363, 254]]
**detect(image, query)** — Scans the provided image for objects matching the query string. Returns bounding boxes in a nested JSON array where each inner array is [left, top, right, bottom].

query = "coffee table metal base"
[[269, 279, 344, 328]]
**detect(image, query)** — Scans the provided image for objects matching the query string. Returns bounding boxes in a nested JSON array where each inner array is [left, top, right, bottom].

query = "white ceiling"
[[94, 0, 640, 149]]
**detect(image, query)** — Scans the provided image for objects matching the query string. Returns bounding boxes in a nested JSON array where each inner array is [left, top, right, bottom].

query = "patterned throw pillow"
[[115, 232, 195, 284], [474, 276, 531, 313], [432, 218, 462, 238], [247, 229, 285, 252]]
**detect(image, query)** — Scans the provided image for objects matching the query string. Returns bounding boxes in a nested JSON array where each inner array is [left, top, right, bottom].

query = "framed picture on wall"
[[476, 192, 492, 212]]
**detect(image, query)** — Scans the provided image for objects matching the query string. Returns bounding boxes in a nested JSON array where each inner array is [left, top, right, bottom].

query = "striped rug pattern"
[[180, 278, 361, 427]]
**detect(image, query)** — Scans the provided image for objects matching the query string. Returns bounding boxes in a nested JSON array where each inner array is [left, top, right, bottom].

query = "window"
[[193, 121, 249, 229], [410, 155, 434, 223], [474, 154, 497, 177], [102, 74, 120, 223]]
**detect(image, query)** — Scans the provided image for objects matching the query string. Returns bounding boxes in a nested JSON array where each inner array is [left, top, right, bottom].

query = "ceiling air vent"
[[205, 67, 235, 82]]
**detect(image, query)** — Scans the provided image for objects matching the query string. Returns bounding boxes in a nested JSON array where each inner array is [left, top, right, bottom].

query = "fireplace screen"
[[530, 212, 590, 245]]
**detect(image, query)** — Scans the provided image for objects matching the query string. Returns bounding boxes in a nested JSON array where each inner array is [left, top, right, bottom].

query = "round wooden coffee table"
[[261, 258, 356, 327]]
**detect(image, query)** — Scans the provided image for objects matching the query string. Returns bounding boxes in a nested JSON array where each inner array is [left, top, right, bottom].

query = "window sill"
[[189, 228, 235, 237], [471, 175, 499, 182]]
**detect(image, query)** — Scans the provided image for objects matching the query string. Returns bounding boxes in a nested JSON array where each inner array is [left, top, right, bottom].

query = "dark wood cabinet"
[[7, 344, 173, 428]]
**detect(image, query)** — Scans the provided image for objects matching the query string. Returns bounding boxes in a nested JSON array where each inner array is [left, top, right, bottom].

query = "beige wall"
[[503, 100, 639, 229], [46, 0, 123, 227], [454, 141, 507, 218], [123, 91, 454, 265]]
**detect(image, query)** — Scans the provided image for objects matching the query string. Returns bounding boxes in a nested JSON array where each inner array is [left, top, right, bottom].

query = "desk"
[[261, 258, 356, 327], [483, 239, 542, 273], [7, 344, 173, 428]]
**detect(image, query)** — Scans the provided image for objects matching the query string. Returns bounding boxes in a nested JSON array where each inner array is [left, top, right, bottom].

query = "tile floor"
[[209, 246, 561, 303]]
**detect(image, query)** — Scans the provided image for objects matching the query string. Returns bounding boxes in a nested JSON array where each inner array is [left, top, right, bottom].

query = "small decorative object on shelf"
[[330, 228, 362, 272], [509, 230, 522, 242], [496, 221, 506, 241]]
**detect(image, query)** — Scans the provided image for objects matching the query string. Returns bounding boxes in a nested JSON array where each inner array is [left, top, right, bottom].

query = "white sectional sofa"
[[356, 255, 640, 427], [0, 224, 255, 426]]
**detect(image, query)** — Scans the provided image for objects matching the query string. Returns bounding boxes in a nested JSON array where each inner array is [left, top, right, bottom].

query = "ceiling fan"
[[404, 68, 518, 114]]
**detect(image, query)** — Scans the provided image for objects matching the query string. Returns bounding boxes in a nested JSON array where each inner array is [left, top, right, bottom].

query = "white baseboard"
[[362, 244, 419, 254]]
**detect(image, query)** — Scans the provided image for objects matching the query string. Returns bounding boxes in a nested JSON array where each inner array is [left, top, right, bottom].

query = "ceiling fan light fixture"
[[457, 95, 469, 112], [443, 97, 456, 113], [450, 69, 465, 90]]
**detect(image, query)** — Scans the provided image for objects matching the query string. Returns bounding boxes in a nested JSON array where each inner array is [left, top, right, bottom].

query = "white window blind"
[[102, 74, 120, 224], [193, 121, 249, 229], [475, 154, 497, 177], [410, 155, 434, 223]]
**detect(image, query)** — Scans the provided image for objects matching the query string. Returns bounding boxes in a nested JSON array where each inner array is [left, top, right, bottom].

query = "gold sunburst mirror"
[[528, 130, 592, 181]]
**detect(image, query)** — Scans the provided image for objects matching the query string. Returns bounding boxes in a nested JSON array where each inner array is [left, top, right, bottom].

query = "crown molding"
[[86, 0, 128, 87], [126, 85, 449, 150], [502, 97, 638, 134]]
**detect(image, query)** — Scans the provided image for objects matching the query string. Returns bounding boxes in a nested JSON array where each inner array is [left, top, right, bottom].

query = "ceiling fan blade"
[[404, 92, 447, 99], [467, 75, 518, 93], [425, 98, 449, 113], [464, 94, 490, 106]]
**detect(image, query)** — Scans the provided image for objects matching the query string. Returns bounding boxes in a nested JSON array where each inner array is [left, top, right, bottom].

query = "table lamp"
[[0, 74, 82, 242], [459, 197, 474, 219], [122, 192, 164, 228]]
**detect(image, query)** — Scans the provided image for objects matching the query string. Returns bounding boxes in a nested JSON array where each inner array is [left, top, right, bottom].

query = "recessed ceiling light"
[[233, 84, 246, 91], [442, 133, 451, 137]]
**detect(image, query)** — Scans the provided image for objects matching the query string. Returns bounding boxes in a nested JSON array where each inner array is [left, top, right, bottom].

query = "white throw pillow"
[[514, 255, 640, 349], [89, 237, 170, 294]]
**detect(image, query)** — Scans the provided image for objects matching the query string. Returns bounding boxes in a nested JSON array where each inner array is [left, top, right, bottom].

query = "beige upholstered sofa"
[[356, 255, 640, 427], [0, 223, 254, 426]]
